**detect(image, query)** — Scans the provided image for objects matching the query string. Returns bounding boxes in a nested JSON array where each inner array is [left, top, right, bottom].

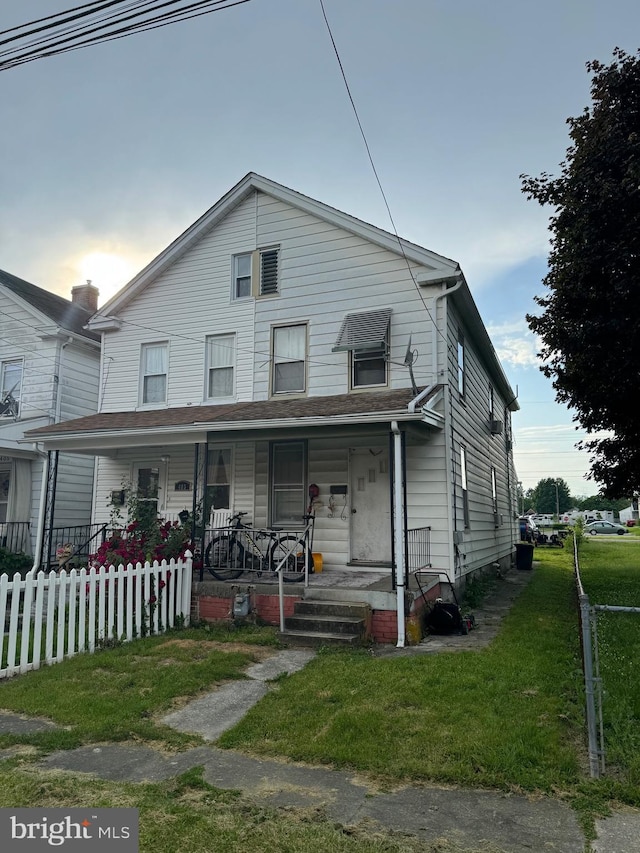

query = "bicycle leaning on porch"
[[204, 512, 315, 583]]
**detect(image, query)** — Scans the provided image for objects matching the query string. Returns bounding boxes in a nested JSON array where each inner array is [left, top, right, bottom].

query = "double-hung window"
[[140, 343, 168, 405], [0, 359, 22, 417], [205, 334, 235, 399], [333, 308, 391, 389], [270, 441, 306, 525], [233, 247, 279, 299], [272, 324, 306, 394]]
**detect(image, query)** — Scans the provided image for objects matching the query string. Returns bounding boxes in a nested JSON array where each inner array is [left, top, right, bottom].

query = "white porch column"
[[391, 421, 406, 648]]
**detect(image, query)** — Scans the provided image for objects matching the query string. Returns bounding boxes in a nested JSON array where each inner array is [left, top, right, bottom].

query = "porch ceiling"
[[23, 388, 444, 454]]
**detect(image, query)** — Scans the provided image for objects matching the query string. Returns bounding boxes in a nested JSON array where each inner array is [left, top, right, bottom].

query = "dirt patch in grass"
[[154, 639, 276, 659]]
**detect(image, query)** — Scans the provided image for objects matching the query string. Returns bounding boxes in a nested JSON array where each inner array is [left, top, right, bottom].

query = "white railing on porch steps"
[[0, 553, 193, 679]]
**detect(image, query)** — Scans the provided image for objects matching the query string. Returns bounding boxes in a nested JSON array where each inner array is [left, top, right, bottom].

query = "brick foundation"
[[192, 579, 442, 645]]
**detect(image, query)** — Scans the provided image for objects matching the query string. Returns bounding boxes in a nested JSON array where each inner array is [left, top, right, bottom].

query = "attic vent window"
[[332, 308, 392, 352], [260, 249, 279, 296]]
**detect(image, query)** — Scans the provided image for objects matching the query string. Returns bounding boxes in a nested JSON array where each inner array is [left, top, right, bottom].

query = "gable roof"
[[90, 172, 461, 321], [0, 268, 99, 343]]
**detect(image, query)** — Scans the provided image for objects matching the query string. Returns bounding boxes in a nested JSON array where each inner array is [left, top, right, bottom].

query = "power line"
[[0, 0, 252, 71], [317, 0, 450, 354]]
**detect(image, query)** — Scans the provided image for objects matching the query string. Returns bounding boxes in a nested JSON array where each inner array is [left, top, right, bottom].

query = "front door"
[[349, 447, 392, 565]]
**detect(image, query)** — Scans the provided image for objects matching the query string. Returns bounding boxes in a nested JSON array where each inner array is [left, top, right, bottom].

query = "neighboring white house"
[[27, 173, 519, 592], [0, 270, 100, 562]]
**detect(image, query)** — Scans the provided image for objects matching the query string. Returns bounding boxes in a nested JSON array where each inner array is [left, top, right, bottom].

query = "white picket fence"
[[0, 552, 193, 679]]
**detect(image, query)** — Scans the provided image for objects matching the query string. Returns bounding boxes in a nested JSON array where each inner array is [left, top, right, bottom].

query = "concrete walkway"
[[1, 568, 639, 852]]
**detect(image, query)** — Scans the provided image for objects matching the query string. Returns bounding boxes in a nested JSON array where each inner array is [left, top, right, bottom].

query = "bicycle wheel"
[[270, 535, 313, 583], [205, 535, 245, 581]]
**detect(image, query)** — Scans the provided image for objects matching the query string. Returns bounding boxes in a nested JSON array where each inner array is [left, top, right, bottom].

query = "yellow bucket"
[[312, 553, 323, 573]]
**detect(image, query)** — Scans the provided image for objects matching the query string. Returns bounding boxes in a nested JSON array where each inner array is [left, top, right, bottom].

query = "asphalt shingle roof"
[[26, 388, 421, 438], [0, 268, 99, 342]]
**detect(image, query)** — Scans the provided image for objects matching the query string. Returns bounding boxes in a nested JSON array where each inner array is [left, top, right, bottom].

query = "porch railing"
[[0, 522, 31, 555], [407, 526, 431, 573], [48, 524, 108, 570]]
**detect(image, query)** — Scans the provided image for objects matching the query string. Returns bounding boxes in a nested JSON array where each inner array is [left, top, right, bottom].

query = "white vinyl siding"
[[205, 334, 235, 399], [140, 343, 168, 405]]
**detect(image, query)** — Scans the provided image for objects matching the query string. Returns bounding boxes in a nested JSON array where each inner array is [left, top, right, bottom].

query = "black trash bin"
[[515, 541, 534, 571]]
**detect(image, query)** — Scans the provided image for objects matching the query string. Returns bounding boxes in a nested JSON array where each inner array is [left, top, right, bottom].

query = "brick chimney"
[[71, 280, 99, 313]]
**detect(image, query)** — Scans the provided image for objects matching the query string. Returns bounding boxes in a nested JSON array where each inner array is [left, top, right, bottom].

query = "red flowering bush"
[[91, 485, 193, 569]]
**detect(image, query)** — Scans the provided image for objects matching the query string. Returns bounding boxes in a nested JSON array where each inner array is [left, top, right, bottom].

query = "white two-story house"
[[0, 270, 100, 562], [27, 173, 519, 636]]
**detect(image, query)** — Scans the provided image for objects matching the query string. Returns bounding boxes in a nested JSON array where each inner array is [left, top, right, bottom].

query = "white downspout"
[[391, 420, 406, 648], [432, 277, 464, 385], [31, 445, 49, 571]]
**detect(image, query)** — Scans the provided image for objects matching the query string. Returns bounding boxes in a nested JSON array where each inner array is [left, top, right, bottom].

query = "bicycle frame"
[[204, 513, 315, 584]]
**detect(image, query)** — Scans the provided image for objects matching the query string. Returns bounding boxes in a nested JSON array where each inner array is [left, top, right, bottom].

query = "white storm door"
[[349, 447, 392, 564]]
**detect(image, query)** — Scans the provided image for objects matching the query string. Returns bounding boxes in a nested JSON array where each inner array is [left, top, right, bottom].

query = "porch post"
[[37, 450, 58, 571], [391, 421, 406, 647]]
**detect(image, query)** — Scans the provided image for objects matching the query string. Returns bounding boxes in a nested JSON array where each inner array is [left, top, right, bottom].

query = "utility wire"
[[318, 0, 450, 352], [0, 0, 251, 71]]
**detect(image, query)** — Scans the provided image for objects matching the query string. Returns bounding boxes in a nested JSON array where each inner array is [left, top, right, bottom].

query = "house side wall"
[[0, 296, 56, 425], [444, 301, 517, 580], [53, 342, 100, 528], [1, 294, 99, 543]]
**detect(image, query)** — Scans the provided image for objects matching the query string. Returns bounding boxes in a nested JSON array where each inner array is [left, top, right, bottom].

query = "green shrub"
[[0, 547, 33, 576]]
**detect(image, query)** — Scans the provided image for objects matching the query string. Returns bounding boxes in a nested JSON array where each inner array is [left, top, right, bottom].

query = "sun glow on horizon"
[[76, 251, 138, 306]]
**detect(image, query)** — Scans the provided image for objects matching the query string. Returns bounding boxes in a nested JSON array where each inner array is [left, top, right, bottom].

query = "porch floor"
[[193, 568, 439, 597]]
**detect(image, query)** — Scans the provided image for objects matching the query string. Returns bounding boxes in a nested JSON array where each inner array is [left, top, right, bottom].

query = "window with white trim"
[[457, 332, 465, 397], [232, 247, 280, 299], [491, 466, 498, 515], [0, 359, 22, 418], [233, 253, 252, 299], [272, 324, 306, 394], [140, 343, 168, 405], [460, 445, 470, 528], [206, 446, 232, 510], [205, 334, 235, 399], [270, 441, 306, 525], [333, 308, 391, 389]]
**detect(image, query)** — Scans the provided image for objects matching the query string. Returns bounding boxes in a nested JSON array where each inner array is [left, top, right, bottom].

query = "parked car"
[[518, 516, 538, 541], [585, 520, 628, 536]]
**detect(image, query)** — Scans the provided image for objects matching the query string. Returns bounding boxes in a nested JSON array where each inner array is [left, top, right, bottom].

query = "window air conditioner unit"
[[490, 419, 503, 435]]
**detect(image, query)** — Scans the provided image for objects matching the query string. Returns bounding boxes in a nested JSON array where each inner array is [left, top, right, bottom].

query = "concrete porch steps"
[[280, 599, 371, 648]]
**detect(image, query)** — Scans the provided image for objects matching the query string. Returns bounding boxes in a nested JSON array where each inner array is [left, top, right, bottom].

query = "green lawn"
[[575, 537, 640, 784], [220, 550, 585, 793]]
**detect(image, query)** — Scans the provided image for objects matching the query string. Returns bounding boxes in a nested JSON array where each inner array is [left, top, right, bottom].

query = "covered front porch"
[[26, 388, 448, 644]]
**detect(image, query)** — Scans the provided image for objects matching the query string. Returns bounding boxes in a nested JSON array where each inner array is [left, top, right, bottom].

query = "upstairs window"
[[232, 247, 280, 299], [233, 254, 252, 299], [457, 332, 466, 397], [0, 359, 22, 418], [333, 308, 391, 389], [272, 324, 306, 394], [352, 344, 387, 388], [205, 334, 235, 399], [140, 343, 168, 405]]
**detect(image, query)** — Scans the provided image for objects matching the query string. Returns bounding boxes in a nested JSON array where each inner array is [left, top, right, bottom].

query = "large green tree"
[[529, 478, 572, 515], [521, 48, 640, 498]]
